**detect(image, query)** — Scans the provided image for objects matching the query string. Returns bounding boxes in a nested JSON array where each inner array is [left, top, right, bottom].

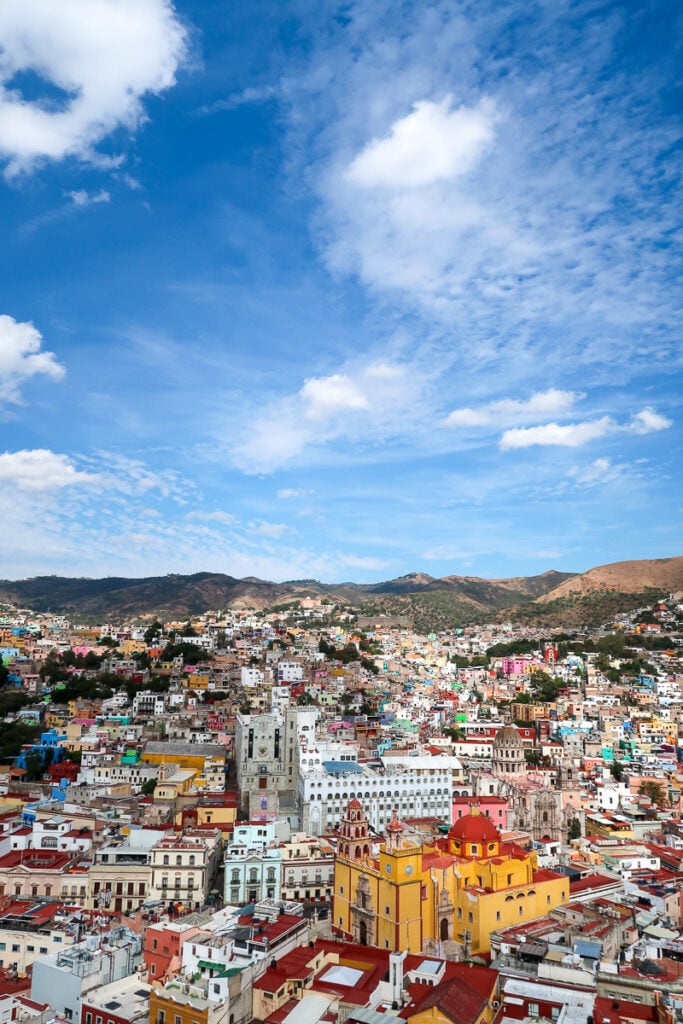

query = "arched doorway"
[[440, 917, 449, 941], [359, 920, 368, 945]]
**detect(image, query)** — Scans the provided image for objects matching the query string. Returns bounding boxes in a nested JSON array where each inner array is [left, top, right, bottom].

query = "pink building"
[[452, 795, 509, 829]]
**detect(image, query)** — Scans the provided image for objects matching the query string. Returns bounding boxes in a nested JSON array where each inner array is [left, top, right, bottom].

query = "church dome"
[[450, 809, 501, 845], [493, 724, 523, 750]]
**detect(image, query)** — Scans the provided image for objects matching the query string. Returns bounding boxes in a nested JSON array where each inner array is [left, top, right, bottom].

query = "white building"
[[299, 754, 456, 835], [30, 927, 142, 1024]]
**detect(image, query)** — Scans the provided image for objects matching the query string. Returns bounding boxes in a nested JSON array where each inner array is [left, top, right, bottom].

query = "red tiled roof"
[[404, 965, 498, 1024], [570, 873, 620, 894], [593, 995, 656, 1024]]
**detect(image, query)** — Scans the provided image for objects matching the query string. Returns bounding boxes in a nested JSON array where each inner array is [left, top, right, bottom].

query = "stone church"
[[472, 723, 584, 843]]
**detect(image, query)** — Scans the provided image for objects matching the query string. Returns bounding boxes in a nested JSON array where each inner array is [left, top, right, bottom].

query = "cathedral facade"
[[472, 725, 584, 843], [333, 800, 568, 955]]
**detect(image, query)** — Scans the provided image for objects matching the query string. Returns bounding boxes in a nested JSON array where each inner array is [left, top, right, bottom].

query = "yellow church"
[[333, 799, 568, 955]]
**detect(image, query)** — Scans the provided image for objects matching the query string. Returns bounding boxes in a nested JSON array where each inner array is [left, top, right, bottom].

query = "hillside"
[[0, 557, 677, 627], [0, 569, 574, 621], [535, 556, 683, 603]]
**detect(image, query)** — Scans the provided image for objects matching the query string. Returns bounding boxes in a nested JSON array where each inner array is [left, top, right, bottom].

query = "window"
[[27, 945, 35, 952], [11, 945, 19, 953], [528, 1005, 539, 1017], [151, 965, 156, 976], [86, 1015, 93, 1024]]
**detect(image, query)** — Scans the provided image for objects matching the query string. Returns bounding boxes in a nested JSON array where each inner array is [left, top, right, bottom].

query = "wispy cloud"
[[230, 358, 424, 473], [198, 84, 278, 116], [66, 189, 111, 207], [567, 457, 625, 487], [282, 0, 682, 389], [186, 509, 235, 525], [277, 488, 313, 499]]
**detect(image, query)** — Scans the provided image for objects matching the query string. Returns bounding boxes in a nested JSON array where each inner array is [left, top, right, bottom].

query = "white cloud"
[[0, 0, 187, 175], [499, 405, 673, 451], [286, 0, 681, 390], [347, 96, 496, 189], [252, 521, 289, 538], [300, 373, 369, 420], [230, 360, 419, 473], [445, 388, 580, 428], [199, 84, 277, 116], [0, 315, 65, 402], [66, 189, 110, 206], [186, 510, 235, 525], [500, 417, 613, 450], [567, 457, 620, 486], [277, 488, 310, 499], [0, 449, 98, 491], [628, 407, 672, 435]]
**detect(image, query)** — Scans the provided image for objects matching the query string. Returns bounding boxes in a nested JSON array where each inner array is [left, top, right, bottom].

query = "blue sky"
[[0, 0, 680, 583]]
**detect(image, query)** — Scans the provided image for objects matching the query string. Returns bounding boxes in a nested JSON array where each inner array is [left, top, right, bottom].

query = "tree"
[[144, 621, 164, 644], [596, 634, 626, 658], [297, 691, 317, 706], [141, 778, 157, 796], [639, 780, 666, 806], [24, 750, 44, 781], [610, 760, 625, 782], [568, 818, 582, 841]]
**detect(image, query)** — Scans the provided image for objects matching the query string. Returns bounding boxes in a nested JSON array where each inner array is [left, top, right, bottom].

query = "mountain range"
[[0, 555, 681, 628]]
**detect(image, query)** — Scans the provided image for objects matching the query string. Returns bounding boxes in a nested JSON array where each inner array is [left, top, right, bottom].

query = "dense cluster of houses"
[[0, 591, 681, 1024]]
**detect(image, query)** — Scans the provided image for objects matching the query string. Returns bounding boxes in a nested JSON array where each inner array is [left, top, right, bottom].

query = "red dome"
[[347, 798, 363, 811], [450, 811, 500, 844]]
